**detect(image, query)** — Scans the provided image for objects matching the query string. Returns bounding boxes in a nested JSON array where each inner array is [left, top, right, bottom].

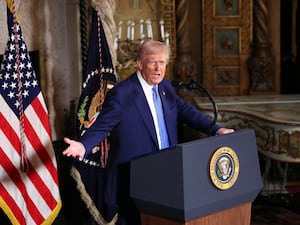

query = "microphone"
[[171, 79, 185, 89], [172, 79, 219, 136]]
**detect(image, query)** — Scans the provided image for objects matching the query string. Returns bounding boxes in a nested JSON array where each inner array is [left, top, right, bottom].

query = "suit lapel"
[[158, 82, 177, 146], [131, 75, 159, 149], [158, 85, 171, 133]]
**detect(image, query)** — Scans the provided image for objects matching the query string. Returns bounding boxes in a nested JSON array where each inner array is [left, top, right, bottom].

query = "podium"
[[130, 129, 263, 225]]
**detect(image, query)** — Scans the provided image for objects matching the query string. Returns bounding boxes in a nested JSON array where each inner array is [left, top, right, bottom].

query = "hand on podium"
[[216, 127, 235, 135]]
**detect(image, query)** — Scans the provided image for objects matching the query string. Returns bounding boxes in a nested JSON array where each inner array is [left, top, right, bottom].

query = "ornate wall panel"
[[202, 0, 253, 96]]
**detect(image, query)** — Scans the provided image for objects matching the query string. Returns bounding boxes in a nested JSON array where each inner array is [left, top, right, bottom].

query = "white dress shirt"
[[137, 71, 164, 149]]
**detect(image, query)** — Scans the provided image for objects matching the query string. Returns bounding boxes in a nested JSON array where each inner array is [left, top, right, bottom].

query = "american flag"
[[0, 1, 61, 224]]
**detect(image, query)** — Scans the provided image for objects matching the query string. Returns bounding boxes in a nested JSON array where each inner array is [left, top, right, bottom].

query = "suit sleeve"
[[174, 91, 221, 135], [80, 85, 123, 157]]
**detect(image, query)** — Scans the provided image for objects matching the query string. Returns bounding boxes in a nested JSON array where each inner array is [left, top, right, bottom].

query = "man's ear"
[[136, 60, 142, 70]]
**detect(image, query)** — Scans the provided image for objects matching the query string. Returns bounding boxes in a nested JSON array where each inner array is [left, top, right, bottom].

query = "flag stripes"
[[1, 94, 58, 184], [0, 184, 26, 224], [0, 1, 61, 224], [0, 147, 44, 225], [0, 96, 61, 224]]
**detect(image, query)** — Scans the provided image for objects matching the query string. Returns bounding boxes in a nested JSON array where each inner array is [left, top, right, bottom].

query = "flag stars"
[[32, 80, 38, 87], [2, 17, 45, 121], [9, 43, 15, 52], [21, 43, 26, 51], [24, 80, 31, 88], [12, 29, 20, 37], [2, 82, 8, 90], [12, 72, 18, 80], [12, 71, 24, 80], [6, 63, 12, 70], [23, 90, 29, 98], [8, 53, 14, 61], [101, 67, 115, 74], [13, 62, 25, 71], [10, 33, 15, 42], [25, 71, 32, 79], [83, 69, 99, 88], [11, 24, 20, 33], [8, 91, 15, 99], [13, 63, 18, 71], [26, 62, 32, 70], [19, 62, 25, 70], [14, 99, 20, 108], [20, 53, 26, 60], [90, 70, 96, 76], [10, 82, 17, 89], [87, 74, 92, 81], [4, 73, 10, 80], [6, 63, 12, 71]]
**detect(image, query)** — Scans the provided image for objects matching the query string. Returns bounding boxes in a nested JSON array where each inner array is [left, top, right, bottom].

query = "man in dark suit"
[[63, 40, 234, 225]]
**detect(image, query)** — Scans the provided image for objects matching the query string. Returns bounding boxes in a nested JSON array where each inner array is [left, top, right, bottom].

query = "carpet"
[[251, 194, 300, 225], [1, 184, 300, 225]]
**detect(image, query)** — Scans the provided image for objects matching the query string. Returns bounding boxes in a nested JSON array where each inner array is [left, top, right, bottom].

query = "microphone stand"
[[172, 79, 219, 136]]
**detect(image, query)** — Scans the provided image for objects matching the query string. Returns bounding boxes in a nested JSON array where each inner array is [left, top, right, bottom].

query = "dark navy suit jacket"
[[80, 73, 221, 220]]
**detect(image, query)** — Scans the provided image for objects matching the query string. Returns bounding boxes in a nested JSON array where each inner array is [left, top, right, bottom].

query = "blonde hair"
[[136, 40, 170, 63]]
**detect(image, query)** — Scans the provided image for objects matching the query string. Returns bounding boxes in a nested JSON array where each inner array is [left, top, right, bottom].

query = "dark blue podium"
[[130, 129, 263, 225]]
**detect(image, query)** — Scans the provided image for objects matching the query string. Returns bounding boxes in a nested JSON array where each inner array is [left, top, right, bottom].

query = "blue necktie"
[[152, 86, 169, 149]]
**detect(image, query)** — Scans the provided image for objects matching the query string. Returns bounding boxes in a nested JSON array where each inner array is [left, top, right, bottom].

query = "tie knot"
[[152, 86, 158, 97], [152, 85, 157, 92]]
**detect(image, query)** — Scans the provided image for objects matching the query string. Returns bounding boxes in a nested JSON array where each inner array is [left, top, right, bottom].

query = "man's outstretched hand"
[[62, 137, 86, 158]]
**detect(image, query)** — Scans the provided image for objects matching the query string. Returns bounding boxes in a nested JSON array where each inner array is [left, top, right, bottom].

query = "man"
[[63, 40, 234, 225]]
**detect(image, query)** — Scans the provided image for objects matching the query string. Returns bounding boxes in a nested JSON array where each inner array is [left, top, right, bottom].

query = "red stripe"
[[31, 97, 52, 137], [0, 112, 21, 154], [22, 115, 59, 210], [0, 182, 26, 224], [26, 159, 58, 211], [0, 110, 59, 222], [24, 114, 59, 185], [26, 97, 58, 183], [0, 147, 44, 224]]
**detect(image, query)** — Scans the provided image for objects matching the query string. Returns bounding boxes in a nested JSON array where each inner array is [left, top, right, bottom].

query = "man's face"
[[137, 53, 167, 85]]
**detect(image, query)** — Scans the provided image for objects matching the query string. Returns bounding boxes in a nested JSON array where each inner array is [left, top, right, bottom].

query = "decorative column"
[[248, 0, 275, 94], [175, 0, 196, 83]]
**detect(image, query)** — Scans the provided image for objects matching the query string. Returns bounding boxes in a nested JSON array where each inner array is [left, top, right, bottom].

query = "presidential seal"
[[209, 146, 239, 190]]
